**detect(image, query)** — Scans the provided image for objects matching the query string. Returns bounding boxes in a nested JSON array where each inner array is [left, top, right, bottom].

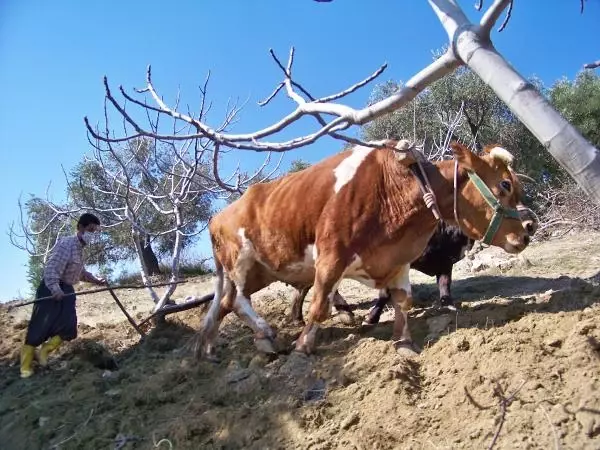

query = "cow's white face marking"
[[343, 254, 376, 288], [388, 264, 411, 295], [333, 145, 374, 193]]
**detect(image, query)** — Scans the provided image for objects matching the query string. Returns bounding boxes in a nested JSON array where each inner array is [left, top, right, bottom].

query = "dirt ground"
[[1, 232, 599, 450]]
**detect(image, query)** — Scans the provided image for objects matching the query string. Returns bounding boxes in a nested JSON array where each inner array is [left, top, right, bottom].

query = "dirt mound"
[[0, 233, 599, 449]]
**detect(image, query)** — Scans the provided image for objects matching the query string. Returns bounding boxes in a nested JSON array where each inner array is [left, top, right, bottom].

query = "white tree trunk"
[[153, 206, 184, 313], [430, 0, 600, 204], [460, 40, 600, 203]]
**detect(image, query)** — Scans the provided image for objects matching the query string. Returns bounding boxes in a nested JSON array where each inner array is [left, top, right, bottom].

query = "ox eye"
[[500, 180, 512, 193]]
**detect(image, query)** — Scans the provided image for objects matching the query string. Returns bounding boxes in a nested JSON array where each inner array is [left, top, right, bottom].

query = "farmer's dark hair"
[[77, 213, 101, 228]]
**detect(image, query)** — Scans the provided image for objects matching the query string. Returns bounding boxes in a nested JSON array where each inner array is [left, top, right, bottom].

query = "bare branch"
[[497, 0, 513, 33], [258, 82, 284, 106], [318, 63, 388, 104], [479, 0, 512, 36], [86, 45, 458, 153]]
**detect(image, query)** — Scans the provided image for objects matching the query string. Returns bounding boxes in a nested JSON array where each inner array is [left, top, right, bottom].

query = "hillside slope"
[[0, 232, 599, 449]]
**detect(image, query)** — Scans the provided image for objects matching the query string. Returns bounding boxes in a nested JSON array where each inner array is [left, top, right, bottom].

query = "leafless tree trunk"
[[430, 0, 600, 205]]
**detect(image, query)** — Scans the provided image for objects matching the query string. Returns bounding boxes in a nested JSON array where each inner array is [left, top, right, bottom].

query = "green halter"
[[466, 170, 521, 245]]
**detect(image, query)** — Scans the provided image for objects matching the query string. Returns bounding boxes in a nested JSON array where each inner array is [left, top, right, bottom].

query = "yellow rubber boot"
[[38, 336, 63, 367], [20, 345, 35, 378]]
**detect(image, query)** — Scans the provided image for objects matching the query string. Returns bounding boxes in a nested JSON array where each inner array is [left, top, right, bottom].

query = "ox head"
[[450, 142, 531, 254]]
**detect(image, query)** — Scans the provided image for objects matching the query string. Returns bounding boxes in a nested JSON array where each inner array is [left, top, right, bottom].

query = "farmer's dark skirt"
[[25, 280, 77, 346]]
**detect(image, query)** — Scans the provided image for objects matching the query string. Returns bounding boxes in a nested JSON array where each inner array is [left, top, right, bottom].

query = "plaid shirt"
[[43, 235, 94, 296]]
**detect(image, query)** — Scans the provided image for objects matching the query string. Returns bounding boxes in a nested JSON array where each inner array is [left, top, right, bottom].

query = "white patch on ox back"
[[333, 145, 374, 193]]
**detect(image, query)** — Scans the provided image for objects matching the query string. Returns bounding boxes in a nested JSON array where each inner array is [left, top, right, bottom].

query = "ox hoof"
[[288, 318, 306, 327], [434, 296, 458, 312], [254, 337, 277, 355], [293, 345, 313, 356], [393, 340, 421, 356], [336, 310, 356, 326], [204, 351, 221, 363], [361, 306, 383, 326], [362, 316, 379, 327], [293, 339, 314, 355]]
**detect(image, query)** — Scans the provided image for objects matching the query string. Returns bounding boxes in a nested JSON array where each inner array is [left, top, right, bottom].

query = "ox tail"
[[194, 250, 226, 358]]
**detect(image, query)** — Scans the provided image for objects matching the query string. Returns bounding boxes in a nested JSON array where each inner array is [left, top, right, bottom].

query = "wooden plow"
[[7, 281, 215, 341]]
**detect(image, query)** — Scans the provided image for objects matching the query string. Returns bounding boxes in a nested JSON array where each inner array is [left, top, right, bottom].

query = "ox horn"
[[515, 173, 536, 183]]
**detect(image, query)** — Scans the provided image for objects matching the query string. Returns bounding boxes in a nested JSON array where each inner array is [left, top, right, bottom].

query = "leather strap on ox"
[[466, 170, 521, 245]]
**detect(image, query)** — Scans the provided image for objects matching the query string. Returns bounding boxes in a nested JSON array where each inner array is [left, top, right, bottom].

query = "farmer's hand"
[[52, 291, 64, 301], [95, 277, 108, 286]]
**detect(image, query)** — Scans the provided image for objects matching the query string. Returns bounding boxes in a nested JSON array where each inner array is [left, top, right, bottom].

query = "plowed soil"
[[1, 232, 599, 449]]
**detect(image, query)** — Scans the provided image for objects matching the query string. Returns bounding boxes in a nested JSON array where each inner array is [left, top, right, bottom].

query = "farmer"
[[20, 213, 107, 378]]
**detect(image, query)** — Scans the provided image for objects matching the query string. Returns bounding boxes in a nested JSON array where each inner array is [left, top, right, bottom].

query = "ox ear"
[[449, 141, 477, 171]]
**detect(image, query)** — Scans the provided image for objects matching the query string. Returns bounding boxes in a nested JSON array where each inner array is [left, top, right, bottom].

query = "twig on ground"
[[464, 386, 494, 410], [50, 408, 94, 449], [488, 379, 527, 450], [152, 433, 174, 449], [539, 404, 561, 450], [114, 433, 145, 450]]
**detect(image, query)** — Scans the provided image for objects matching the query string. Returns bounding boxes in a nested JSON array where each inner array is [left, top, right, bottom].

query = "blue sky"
[[0, 0, 598, 301]]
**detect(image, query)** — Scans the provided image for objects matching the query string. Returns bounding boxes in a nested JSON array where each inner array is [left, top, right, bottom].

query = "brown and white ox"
[[199, 140, 531, 358], [288, 206, 538, 325]]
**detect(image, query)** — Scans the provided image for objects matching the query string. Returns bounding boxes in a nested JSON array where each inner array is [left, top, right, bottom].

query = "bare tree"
[[83, 0, 600, 209], [9, 194, 79, 292], [11, 83, 281, 311]]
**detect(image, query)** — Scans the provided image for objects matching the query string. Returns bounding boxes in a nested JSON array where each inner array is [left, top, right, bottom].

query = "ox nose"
[[523, 220, 536, 237]]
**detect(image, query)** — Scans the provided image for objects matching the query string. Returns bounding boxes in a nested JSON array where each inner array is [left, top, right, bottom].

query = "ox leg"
[[289, 287, 310, 326], [198, 266, 235, 359], [388, 266, 420, 355], [436, 272, 456, 311], [332, 291, 355, 325], [232, 291, 277, 355], [362, 289, 391, 325], [295, 259, 344, 354]]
